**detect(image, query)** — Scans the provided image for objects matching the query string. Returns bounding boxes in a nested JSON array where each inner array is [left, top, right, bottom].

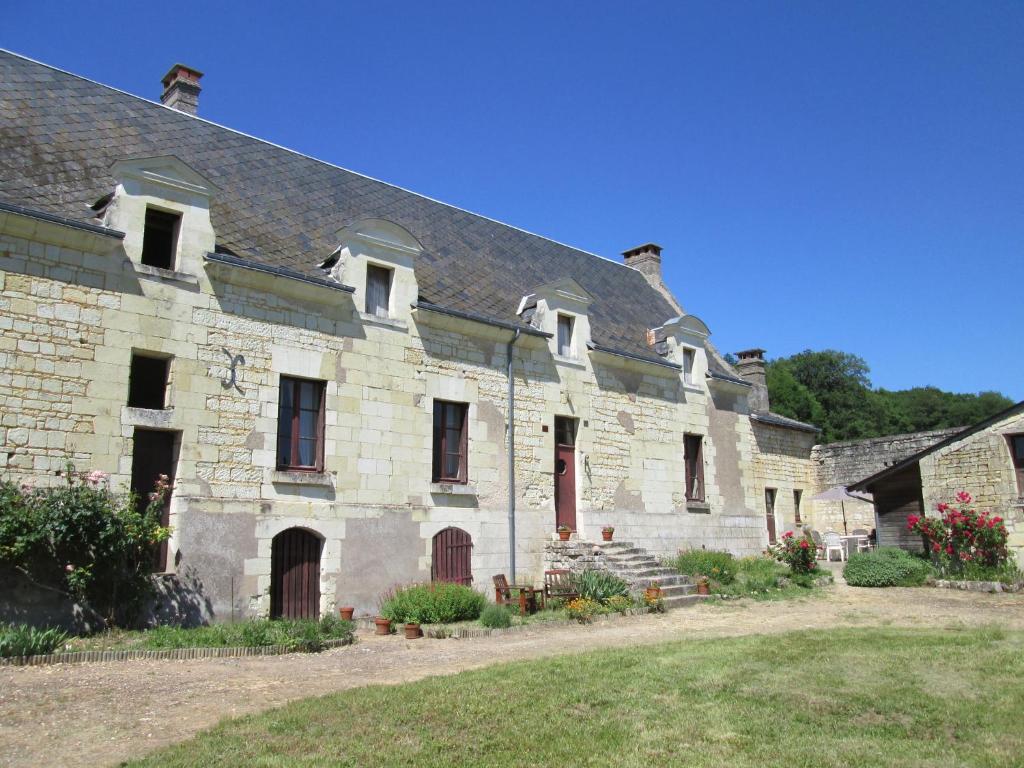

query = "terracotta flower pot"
[[558, 530, 571, 541], [645, 586, 661, 602], [404, 622, 422, 640], [339, 606, 355, 621], [697, 582, 710, 596], [601, 530, 613, 541], [374, 617, 391, 636]]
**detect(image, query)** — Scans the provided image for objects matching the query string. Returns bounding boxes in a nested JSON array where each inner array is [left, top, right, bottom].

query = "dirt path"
[[2, 582, 1023, 768]]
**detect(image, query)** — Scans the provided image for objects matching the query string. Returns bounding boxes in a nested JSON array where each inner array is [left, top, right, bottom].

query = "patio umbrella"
[[810, 486, 873, 535]]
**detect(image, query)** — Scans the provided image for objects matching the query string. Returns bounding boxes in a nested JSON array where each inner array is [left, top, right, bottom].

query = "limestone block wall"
[[1, 215, 766, 621], [751, 422, 816, 542], [919, 411, 1024, 565]]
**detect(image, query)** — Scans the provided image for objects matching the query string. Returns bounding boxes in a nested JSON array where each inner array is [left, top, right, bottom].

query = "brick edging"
[[0, 636, 353, 667]]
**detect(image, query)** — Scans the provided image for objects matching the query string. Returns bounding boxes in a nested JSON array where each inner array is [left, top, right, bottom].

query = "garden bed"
[[0, 636, 353, 667]]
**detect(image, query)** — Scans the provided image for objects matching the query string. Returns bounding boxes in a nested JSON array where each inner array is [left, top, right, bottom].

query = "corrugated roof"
[[0, 49, 683, 363]]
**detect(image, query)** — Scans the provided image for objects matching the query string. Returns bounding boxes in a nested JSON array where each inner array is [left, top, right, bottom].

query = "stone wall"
[[920, 411, 1024, 565], [751, 421, 816, 542], [809, 428, 961, 534], [1, 203, 765, 622]]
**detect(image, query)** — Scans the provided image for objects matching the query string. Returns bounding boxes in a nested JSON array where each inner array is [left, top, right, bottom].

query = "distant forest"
[[752, 350, 1014, 444]]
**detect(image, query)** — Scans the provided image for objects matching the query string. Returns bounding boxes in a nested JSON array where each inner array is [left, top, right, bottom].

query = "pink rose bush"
[[908, 492, 1010, 571], [770, 530, 818, 574]]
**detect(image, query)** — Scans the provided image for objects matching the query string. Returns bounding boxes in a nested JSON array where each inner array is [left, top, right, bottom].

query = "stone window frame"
[[793, 488, 803, 525], [1007, 434, 1024, 496], [684, 433, 705, 502], [432, 399, 469, 484], [681, 346, 696, 385], [276, 375, 326, 473]]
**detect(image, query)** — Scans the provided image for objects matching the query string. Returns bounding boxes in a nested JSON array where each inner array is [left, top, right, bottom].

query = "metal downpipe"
[[507, 328, 521, 579]]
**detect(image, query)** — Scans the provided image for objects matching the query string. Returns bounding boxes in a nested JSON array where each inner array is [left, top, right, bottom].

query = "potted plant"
[[601, 525, 615, 542], [645, 581, 662, 602], [339, 606, 355, 621], [696, 575, 710, 596], [374, 616, 391, 635], [404, 621, 422, 640], [557, 524, 572, 541]]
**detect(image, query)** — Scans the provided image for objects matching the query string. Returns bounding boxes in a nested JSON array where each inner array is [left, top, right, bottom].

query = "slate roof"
[[0, 50, 686, 364]]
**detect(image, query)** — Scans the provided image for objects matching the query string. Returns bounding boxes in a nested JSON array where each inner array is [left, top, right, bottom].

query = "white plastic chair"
[[851, 528, 871, 553], [823, 531, 845, 562]]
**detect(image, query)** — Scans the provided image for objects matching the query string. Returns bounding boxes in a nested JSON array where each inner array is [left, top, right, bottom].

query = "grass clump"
[[380, 582, 486, 624], [129, 627, 1024, 767], [671, 549, 736, 584], [478, 604, 514, 629], [0, 623, 69, 657], [844, 548, 934, 587]]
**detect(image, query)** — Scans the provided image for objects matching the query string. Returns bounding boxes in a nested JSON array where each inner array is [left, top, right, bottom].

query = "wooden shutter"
[[432, 527, 473, 585]]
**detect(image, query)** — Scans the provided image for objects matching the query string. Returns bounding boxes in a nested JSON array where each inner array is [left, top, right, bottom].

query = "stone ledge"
[[686, 502, 711, 514], [133, 261, 200, 288], [269, 470, 333, 487], [357, 311, 408, 331], [121, 406, 176, 430], [933, 579, 1021, 593], [428, 482, 477, 496]]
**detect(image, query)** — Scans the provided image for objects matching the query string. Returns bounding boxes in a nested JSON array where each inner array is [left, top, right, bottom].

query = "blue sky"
[[6, 1, 1022, 399]]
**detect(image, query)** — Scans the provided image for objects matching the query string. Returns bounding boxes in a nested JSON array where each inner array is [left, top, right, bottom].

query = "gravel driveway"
[[2, 582, 1022, 768]]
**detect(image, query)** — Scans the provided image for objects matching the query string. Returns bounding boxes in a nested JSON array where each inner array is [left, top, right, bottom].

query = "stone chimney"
[[161, 64, 203, 115], [622, 243, 663, 281], [735, 348, 769, 412]]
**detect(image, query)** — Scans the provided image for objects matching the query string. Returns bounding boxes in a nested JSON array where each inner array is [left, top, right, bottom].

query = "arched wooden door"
[[270, 528, 322, 619], [431, 527, 473, 585]]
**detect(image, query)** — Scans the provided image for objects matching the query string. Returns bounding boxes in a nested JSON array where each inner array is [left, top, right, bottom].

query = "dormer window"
[[366, 264, 392, 318], [141, 207, 181, 270], [682, 347, 696, 385], [557, 314, 574, 357]]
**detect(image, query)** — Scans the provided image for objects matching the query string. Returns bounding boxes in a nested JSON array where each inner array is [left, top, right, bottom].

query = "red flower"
[[932, 542, 941, 552], [800, 540, 809, 549], [783, 531, 794, 539], [946, 545, 954, 555], [956, 491, 972, 504]]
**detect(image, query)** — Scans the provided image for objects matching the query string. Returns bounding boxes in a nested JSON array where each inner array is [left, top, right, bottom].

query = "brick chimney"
[[622, 243, 663, 281], [735, 348, 769, 412], [161, 64, 203, 115]]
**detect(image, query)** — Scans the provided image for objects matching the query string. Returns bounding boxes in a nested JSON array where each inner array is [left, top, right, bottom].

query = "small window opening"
[[557, 314, 574, 357], [141, 208, 181, 270], [682, 347, 696, 385], [366, 264, 392, 318], [432, 400, 468, 483], [128, 354, 169, 409], [793, 489, 803, 525], [1009, 435, 1024, 496], [684, 433, 705, 502]]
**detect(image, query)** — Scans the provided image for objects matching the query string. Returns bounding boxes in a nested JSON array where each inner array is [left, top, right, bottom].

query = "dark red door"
[[130, 429, 177, 572], [432, 527, 473, 585], [765, 489, 777, 545], [554, 417, 577, 531], [270, 529, 322, 619]]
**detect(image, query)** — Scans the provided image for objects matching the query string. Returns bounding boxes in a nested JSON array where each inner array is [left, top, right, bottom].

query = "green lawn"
[[128, 627, 1023, 767]]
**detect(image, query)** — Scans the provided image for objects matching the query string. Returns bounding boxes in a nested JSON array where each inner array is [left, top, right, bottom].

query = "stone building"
[[849, 402, 1024, 565], [1, 52, 831, 622]]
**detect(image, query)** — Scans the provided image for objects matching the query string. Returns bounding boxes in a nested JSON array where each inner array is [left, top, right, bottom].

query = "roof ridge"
[[0, 47, 642, 276]]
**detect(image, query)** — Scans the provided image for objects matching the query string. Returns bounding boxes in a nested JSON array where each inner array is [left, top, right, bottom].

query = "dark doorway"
[[130, 429, 177, 571], [554, 416, 577, 531], [765, 488, 777, 545], [431, 527, 473, 585], [270, 528, 322, 619]]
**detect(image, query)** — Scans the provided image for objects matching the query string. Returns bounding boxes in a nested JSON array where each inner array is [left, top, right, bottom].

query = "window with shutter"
[[365, 264, 392, 318], [684, 434, 705, 502], [1009, 435, 1024, 496], [432, 400, 468, 483], [276, 376, 326, 471], [682, 347, 695, 385]]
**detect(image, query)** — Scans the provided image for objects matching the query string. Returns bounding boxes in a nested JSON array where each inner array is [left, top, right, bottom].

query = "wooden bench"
[[543, 569, 578, 605], [492, 574, 539, 615]]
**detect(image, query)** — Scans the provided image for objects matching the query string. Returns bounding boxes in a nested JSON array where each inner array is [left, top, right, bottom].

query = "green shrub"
[[736, 557, 787, 592], [672, 550, 736, 584], [0, 623, 70, 657], [380, 582, 486, 624], [479, 604, 514, 629], [843, 548, 933, 587], [0, 466, 171, 626], [570, 570, 629, 602], [605, 595, 633, 614], [137, 617, 354, 652], [566, 597, 607, 624]]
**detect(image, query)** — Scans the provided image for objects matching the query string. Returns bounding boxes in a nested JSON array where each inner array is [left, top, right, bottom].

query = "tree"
[[764, 349, 1014, 443]]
